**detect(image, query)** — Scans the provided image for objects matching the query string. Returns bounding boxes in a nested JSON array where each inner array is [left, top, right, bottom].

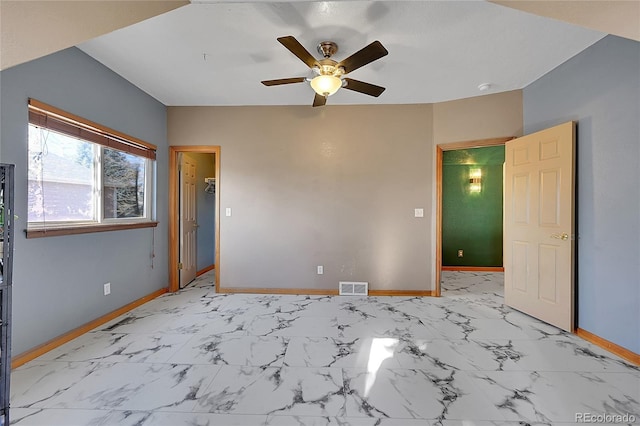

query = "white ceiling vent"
[[339, 281, 369, 296]]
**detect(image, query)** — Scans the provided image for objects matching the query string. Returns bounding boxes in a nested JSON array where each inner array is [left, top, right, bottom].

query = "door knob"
[[550, 232, 569, 241]]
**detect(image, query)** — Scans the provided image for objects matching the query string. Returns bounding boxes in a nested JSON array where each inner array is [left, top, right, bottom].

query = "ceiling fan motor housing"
[[317, 41, 338, 58], [315, 59, 344, 77]]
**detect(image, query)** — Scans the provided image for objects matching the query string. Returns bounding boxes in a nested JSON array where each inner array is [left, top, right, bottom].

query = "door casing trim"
[[169, 145, 221, 293]]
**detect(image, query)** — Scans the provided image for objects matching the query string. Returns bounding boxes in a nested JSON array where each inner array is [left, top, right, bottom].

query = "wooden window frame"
[[26, 99, 158, 238]]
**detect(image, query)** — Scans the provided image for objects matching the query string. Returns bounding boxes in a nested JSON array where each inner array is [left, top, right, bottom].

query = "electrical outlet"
[[103, 282, 111, 295], [457, 250, 464, 258], [317, 265, 324, 275], [414, 208, 424, 218]]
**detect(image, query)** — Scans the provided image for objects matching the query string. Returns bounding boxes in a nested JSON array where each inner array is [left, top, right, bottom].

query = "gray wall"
[[193, 153, 216, 271], [0, 47, 169, 355], [523, 35, 640, 353]]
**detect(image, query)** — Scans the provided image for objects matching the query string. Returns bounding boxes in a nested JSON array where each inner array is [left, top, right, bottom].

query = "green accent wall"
[[442, 146, 504, 266]]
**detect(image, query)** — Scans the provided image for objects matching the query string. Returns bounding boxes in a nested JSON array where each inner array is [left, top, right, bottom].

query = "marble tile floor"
[[10, 271, 639, 426]]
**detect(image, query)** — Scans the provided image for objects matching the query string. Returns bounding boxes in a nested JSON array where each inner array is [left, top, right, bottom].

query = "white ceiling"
[[78, 1, 606, 106]]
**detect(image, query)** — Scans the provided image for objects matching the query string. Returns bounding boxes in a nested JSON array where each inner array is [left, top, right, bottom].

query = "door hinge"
[[178, 262, 183, 270]]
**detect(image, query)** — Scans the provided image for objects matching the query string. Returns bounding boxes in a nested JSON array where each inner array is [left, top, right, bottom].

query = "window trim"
[[26, 99, 158, 237]]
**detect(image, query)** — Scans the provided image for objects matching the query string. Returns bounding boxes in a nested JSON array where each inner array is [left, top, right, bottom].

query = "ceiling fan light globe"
[[310, 75, 342, 97]]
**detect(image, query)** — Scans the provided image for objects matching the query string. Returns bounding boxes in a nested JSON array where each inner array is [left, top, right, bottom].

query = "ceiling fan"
[[261, 36, 389, 107]]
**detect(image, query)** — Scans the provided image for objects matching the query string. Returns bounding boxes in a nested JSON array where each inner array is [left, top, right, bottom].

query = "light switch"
[[317, 265, 323, 275], [414, 208, 424, 218], [225, 207, 232, 217]]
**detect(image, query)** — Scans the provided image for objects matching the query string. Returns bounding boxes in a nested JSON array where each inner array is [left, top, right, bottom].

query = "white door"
[[504, 121, 575, 331], [179, 154, 197, 288]]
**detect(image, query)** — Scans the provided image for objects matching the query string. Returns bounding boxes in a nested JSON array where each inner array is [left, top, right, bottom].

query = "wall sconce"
[[469, 168, 482, 193]]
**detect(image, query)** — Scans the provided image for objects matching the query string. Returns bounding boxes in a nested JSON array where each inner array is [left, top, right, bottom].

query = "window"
[[27, 99, 157, 237]]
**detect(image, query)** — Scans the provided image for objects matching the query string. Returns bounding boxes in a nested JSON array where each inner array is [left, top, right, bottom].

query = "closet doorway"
[[169, 146, 220, 292]]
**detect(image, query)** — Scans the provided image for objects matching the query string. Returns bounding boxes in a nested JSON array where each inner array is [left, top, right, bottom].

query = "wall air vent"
[[339, 281, 369, 296]]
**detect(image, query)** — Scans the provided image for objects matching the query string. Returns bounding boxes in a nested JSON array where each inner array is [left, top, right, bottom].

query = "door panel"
[[504, 121, 575, 331], [513, 173, 530, 224], [540, 138, 560, 160], [540, 169, 560, 225], [512, 241, 529, 292], [538, 244, 558, 303], [513, 146, 530, 166]]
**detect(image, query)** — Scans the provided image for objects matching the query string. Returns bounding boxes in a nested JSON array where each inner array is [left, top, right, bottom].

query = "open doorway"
[[436, 124, 576, 332], [435, 137, 513, 296], [169, 146, 220, 293]]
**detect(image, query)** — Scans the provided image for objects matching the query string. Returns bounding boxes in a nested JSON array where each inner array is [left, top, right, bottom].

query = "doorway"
[[169, 146, 220, 293], [435, 137, 513, 296]]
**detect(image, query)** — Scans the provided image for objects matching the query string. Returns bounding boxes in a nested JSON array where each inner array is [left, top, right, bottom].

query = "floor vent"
[[339, 281, 369, 296]]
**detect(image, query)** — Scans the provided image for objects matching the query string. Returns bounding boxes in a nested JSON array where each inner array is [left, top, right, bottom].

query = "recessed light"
[[478, 83, 492, 91]]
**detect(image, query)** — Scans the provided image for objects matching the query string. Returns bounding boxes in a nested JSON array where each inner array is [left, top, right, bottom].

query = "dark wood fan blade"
[[277, 36, 318, 69], [343, 78, 386, 97], [337, 41, 388, 74], [312, 93, 327, 107], [261, 77, 306, 86]]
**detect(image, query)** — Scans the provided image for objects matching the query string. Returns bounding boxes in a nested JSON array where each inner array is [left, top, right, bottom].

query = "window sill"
[[25, 221, 158, 239]]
